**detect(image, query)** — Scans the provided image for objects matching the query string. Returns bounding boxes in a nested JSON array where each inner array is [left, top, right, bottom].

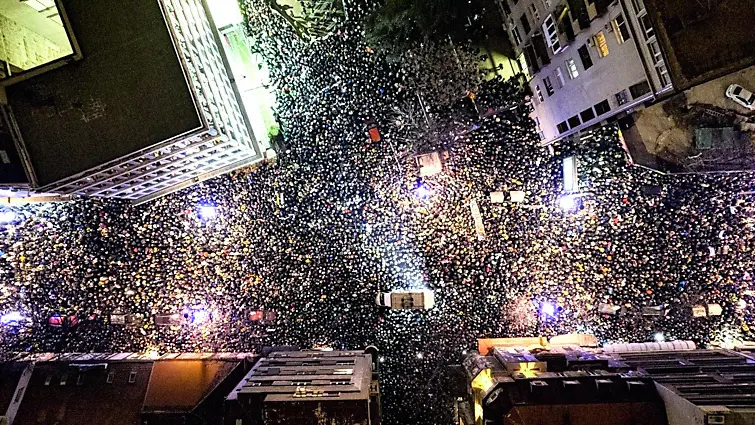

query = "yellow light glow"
[[474, 400, 484, 424], [471, 368, 494, 392]]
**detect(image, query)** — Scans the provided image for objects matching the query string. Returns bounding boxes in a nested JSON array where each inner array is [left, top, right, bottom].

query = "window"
[[529, 4, 540, 22], [656, 63, 671, 87], [106, 372, 115, 384], [612, 14, 632, 43], [333, 368, 353, 375], [44, 375, 53, 386], [594, 31, 609, 57], [500, 0, 511, 15], [567, 115, 581, 129], [557, 122, 569, 134], [534, 117, 545, 140], [594, 99, 611, 115], [648, 40, 663, 65], [128, 371, 137, 383], [578, 45, 593, 70], [640, 14, 655, 40], [629, 80, 651, 99], [631, 0, 645, 14], [580, 108, 596, 123], [543, 77, 555, 96], [615, 90, 630, 106], [520, 14, 532, 34], [535, 85, 544, 102], [512, 26, 523, 45], [14, 387, 24, 403], [565, 58, 579, 78], [77, 374, 85, 386], [60, 373, 68, 386], [555, 67, 566, 88], [542, 14, 561, 54]]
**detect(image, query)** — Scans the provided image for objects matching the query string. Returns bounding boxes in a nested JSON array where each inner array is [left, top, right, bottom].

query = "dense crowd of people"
[[0, 2, 754, 424]]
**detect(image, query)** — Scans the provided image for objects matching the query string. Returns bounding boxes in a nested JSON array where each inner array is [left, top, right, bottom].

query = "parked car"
[[725, 84, 755, 110], [155, 313, 184, 328], [247, 309, 276, 323], [376, 289, 435, 310]]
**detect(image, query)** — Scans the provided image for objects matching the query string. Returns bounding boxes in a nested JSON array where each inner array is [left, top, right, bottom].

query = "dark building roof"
[[4, 0, 201, 186], [13, 362, 153, 425], [644, 0, 755, 90], [505, 402, 666, 425], [3, 353, 256, 425]]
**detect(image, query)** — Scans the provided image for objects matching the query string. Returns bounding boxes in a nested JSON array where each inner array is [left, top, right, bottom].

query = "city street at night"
[[1, 1, 755, 424]]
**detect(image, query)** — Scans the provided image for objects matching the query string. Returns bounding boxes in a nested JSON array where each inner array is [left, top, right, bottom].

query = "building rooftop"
[[644, 0, 755, 90], [143, 359, 242, 413], [230, 350, 372, 403], [0, 352, 256, 425]]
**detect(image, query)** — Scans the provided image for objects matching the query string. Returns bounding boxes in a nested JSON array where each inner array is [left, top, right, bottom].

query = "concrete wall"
[[529, 2, 649, 142]]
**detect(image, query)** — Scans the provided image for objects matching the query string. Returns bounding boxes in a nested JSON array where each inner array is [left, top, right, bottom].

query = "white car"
[[376, 290, 435, 310], [725, 84, 755, 110]]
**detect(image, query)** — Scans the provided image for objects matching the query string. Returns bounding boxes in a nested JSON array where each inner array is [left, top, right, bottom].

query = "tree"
[[265, 0, 345, 40], [364, 0, 490, 52]]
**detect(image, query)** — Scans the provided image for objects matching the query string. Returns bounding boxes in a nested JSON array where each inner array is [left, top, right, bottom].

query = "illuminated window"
[[333, 368, 353, 375], [612, 14, 632, 43], [565, 58, 579, 79], [1, 0, 76, 80], [594, 31, 609, 57], [535, 85, 544, 102], [542, 14, 561, 54]]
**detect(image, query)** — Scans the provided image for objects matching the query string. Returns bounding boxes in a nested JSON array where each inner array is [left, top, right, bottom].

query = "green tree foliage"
[[364, 0, 489, 52]]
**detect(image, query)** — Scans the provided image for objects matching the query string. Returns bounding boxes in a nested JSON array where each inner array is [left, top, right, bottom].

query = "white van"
[[376, 290, 435, 310]]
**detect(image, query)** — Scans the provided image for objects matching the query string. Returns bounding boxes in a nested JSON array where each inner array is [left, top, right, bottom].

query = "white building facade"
[[496, 0, 673, 144]]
